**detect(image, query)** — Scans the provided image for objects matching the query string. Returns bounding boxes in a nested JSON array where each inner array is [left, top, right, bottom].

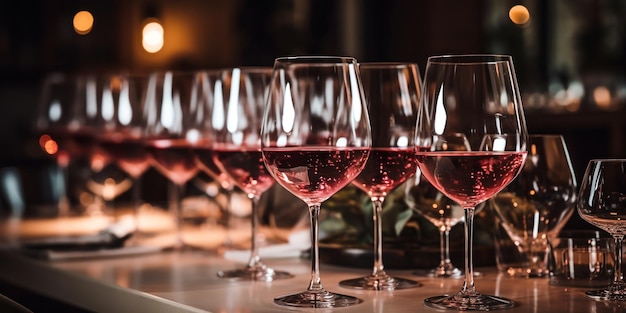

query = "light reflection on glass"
[[212, 80, 225, 131], [434, 85, 446, 135], [227, 68, 241, 133], [281, 82, 295, 133]]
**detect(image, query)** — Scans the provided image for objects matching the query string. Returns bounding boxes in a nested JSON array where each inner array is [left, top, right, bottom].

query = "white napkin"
[[223, 229, 310, 263]]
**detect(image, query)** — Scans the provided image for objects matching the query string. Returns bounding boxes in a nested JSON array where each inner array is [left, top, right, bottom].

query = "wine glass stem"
[[613, 235, 625, 288], [438, 227, 452, 268], [58, 164, 71, 217], [131, 176, 142, 234], [371, 197, 386, 277], [170, 182, 185, 248], [221, 188, 234, 249], [462, 207, 477, 295], [247, 194, 263, 268], [308, 204, 324, 292]]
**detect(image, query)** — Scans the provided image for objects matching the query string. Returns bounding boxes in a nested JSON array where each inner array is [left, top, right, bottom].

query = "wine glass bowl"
[[261, 56, 371, 307], [338, 62, 422, 290], [577, 159, 626, 301], [415, 54, 528, 311], [489, 134, 577, 278]]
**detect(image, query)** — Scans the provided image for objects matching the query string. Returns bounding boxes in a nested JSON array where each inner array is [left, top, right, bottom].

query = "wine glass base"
[[274, 290, 362, 308], [502, 266, 550, 278], [217, 266, 293, 282], [424, 293, 514, 311], [413, 267, 463, 278], [585, 289, 626, 301], [413, 268, 482, 278], [339, 276, 421, 290]]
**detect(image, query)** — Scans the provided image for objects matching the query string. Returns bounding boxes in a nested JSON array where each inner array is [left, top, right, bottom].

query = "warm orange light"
[[593, 86, 612, 108], [509, 5, 530, 25], [142, 20, 164, 53], [43, 138, 59, 155], [73, 11, 94, 35]]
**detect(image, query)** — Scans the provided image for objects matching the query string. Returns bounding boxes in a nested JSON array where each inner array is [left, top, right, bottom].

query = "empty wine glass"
[[577, 159, 626, 301], [415, 55, 528, 310], [143, 70, 200, 250], [405, 133, 472, 278], [261, 56, 371, 308], [489, 134, 577, 277], [339, 62, 422, 290]]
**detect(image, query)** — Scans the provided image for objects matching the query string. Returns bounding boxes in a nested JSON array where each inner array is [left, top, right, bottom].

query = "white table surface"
[[0, 246, 624, 313]]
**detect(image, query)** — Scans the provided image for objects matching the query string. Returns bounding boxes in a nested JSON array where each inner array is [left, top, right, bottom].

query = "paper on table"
[[17, 218, 162, 261], [22, 245, 162, 261], [223, 229, 310, 263]]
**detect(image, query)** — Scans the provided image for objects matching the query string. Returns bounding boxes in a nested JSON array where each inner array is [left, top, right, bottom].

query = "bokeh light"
[[593, 86, 612, 108], [509, 5, 530, 26], [73, 11, 94, 35], [40, 135, 59, 155], [142, 20, 164, 53]]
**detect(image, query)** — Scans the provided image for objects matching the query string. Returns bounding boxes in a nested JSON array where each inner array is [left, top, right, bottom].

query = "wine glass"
[[71, 73, 134, 218], [338, 62, 422, 290], [95, 72, 152, 240], [261, 56, 371, 308], [143, 70, 200, 250], [489, 134, 577, 277], [192, 67, 293, 281], [188, 70, 242, 250], [405, 133, 472, 278], [415, 54, 528, 310], [58, 72, 110, 217], [35, 72, 77, 216], [577, 159, 626, 301]]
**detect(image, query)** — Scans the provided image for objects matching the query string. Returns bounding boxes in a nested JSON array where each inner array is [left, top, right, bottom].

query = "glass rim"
[[427, 54, 513, 65], [358, 62, 419, 69], [588, 158, 626, 163], [555, 230, 611, 239], [218, 66, 273, 74], [274, 55, 357, 64], [528, 134, 564, 139]]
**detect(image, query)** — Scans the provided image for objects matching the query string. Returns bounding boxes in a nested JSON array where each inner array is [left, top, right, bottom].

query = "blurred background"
[[0, 0, 625, 226]]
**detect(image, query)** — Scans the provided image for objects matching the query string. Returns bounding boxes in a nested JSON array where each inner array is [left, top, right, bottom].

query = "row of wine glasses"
[[37, 72, 135, 221], [36, 54, 533, 310], [35, 68, 294, 278]]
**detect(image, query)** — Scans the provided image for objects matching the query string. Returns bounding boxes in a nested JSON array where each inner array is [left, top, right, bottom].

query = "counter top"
[[0, 246, 624, 313]]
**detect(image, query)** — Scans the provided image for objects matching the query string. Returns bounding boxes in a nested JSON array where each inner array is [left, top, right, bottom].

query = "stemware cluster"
[[45, 53, 624, 311]]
